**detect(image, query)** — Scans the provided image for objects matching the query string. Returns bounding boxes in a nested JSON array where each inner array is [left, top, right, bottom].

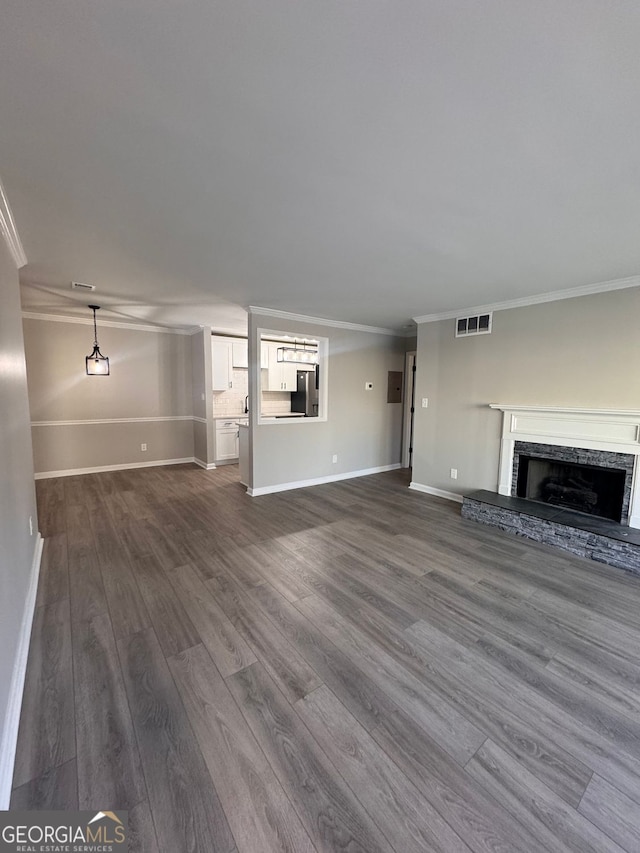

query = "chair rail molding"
[[31, 416, 195, 427]]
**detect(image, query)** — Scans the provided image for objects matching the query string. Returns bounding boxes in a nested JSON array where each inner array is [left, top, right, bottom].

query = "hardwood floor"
[[12, 464, 640, 852]]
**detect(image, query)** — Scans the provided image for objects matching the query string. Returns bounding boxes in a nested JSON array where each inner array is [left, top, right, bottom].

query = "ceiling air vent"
[[455, 312, 492, 338], [71, 281, 96, 292]]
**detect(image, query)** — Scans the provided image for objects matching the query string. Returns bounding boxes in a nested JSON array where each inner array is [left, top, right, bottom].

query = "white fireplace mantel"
[[489, 404, 640, 529]]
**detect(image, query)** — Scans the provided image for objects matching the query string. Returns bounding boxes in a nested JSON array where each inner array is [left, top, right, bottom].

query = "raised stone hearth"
[[462, 490, 640, 574], [461, 405, 640, 574]]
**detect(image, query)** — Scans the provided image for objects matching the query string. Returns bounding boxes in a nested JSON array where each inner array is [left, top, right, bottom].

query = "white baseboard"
[[630, 514, 640, 531], [409, 481, 463, 504], [248, 463, 401, 497], [193, 458, 217, 470], [34, 457, 197, 479], [0, 533, 43, 809]]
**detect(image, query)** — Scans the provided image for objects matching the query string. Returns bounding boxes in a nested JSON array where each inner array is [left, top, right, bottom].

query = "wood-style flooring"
[[11, 463, 640, 852]]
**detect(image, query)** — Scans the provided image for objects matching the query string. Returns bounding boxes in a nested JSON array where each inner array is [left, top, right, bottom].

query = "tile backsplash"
[[212, 369, 292, 416], [262, 390, 293, 415]]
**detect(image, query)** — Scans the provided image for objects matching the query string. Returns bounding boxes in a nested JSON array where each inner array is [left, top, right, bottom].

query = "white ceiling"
[[2, 1, 640, 333]]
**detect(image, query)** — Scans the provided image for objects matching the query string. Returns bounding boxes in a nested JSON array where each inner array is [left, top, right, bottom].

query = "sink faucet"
[[244, 395, 249, 414]]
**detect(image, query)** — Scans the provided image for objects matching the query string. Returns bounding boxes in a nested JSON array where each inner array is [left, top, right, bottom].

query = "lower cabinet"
[[215, 419, 239, 462], [216, 428, 238, 461]]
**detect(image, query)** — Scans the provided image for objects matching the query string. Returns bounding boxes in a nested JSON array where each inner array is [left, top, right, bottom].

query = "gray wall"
[[23, 317, 195, 473], [412, 287, 640, 496], [0, 238, 38, 795], [248, 312, 405, 490]]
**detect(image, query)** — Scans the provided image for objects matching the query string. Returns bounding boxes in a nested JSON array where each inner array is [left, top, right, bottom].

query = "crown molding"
[[0, 177, 27, 268], [21, 311, 194, 335], [412, 275, 640, 324], [248, 305, 401, 336]]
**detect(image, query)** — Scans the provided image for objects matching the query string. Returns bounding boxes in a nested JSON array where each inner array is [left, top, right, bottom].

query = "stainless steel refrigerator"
[[290, 366, 319, 417]]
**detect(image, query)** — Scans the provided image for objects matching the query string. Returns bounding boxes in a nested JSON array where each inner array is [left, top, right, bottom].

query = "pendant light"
[[85, 305, 110, 375], [276, 340, 318, 364]]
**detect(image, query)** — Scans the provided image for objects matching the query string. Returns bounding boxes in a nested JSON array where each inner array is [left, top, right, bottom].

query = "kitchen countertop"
[[261, 412, 305, 418], [217, 413, 305, 422]]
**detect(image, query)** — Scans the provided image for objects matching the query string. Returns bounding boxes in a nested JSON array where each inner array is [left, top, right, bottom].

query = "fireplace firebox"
[[516, 456, 626, 522], [511, 441, 635, 526]]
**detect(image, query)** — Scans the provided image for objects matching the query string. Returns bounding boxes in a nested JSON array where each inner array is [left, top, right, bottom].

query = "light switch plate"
[[421, 398, 429, 408]]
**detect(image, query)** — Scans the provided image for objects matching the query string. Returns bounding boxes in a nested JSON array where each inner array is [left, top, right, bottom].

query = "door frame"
[[402, 351, 416, 468]]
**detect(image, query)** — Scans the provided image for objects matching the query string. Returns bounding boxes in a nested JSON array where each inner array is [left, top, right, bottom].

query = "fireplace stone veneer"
[[460, 406, 640, 574]]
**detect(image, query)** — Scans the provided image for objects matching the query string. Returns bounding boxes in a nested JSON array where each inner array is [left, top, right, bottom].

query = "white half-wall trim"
[[408, 482, 464, 503], [0, 533, 43, 809], [490, 404, 640, 530], [31, 416, 195, 427], [248, 464, 401, 497], [193, 458, 217, 470], [34, 457, 198, 479]]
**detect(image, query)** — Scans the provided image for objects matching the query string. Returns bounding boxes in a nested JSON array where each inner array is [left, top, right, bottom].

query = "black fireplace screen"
[[516, 456, 626, 522]]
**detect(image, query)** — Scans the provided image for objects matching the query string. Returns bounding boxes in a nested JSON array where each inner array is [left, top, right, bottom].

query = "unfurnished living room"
[[2, 3, 640, 851]]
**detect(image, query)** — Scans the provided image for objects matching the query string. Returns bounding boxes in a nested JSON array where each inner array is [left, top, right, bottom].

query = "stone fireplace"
[[491, 405, 640, 530], [460, 405, 640, 573]]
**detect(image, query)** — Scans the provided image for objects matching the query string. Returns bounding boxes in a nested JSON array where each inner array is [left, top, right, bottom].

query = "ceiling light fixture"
[[85, 305, 110, 375], [276, 340, 318, 365]]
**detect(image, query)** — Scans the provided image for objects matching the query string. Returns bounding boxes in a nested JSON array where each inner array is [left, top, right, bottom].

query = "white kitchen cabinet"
[[215, 417, 244, 461], [212, 341, 233, 391], [213, 338, 249, 388], [266, 343, 297, 391], [232, 340, 248, 368], [216, 428, 238, 460]]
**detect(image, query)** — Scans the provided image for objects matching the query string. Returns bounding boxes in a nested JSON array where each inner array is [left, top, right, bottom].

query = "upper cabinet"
[[232, 341, 248, 368], [265, 343, 297, 391], [212, 340, 233, 390], [212, 337, 248, 390]]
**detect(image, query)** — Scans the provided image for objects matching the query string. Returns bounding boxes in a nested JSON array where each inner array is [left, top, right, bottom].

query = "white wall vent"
[[455, 312, 492, 337], [71, 281, 96, 292]]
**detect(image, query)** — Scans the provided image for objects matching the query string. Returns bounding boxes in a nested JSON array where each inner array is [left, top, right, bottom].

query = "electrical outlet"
[[421, 398, 429, 408], [29, 516, 33, 536], [450, 468, 458, 479], [141, 443, 147, 452], [332, 454, 338, 463], [365, 382, 373, 390]]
